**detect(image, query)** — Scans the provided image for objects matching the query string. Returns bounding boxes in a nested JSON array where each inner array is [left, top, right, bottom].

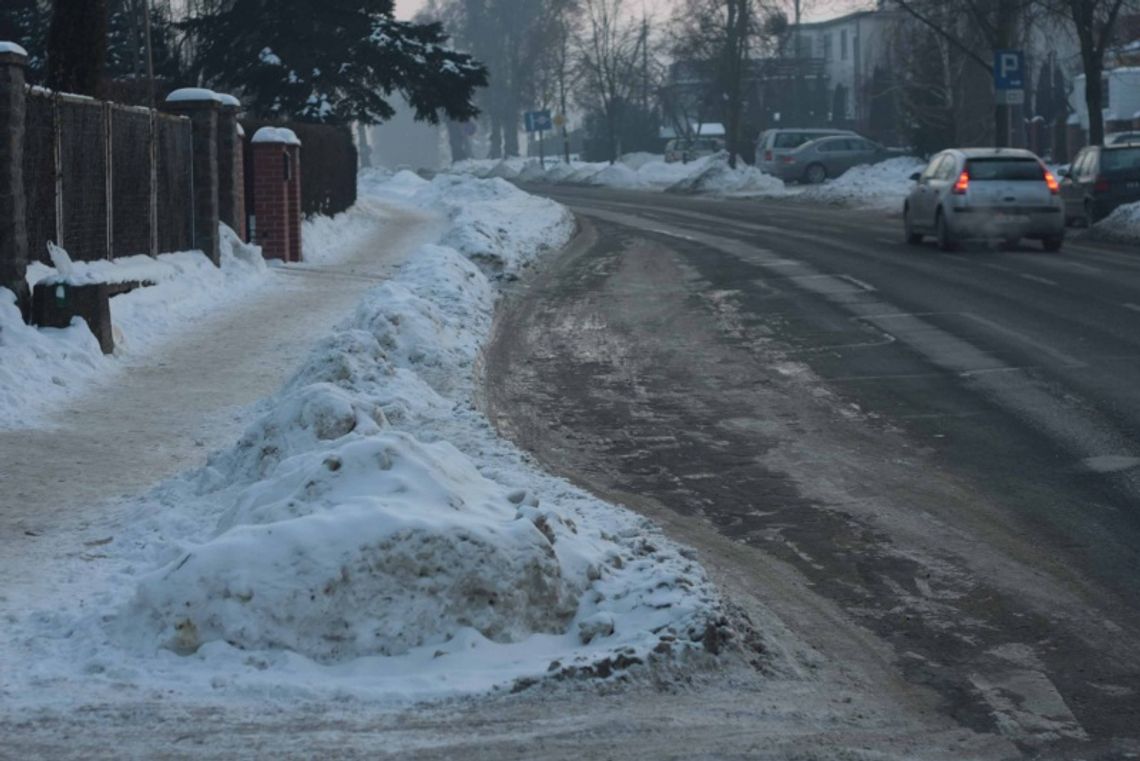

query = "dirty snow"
[[1088, 200, 1140, 244], [1, 170, 730, 710]]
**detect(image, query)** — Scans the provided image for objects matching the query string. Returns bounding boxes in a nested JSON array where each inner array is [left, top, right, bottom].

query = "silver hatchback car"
[[903, 148, 1065, 251]]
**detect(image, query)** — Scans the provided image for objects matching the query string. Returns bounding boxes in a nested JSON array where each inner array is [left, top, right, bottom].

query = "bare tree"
[[46, 0, 109, 96], [670, 0, 760, 168], [892, 0, 1038, 147], [1039, 0, 1133, 145], [575, 0, 642, 162]]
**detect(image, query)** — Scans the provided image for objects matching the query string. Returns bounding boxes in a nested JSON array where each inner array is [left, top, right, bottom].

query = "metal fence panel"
[[58, 98, 109, 262], [23, 92, 56, 265], [111, 107, 152, 258], [156, 114, 193, 253]]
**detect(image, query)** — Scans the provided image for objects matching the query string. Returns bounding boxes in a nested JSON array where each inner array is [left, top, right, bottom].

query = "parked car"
[[664, 137, 724, 163], [903, 148, 1064, 251], [755, 128, 855, 176], [1059, 143, 1140, 225], [766, 135, 895, 184], [1105, 132, 1140, 145]]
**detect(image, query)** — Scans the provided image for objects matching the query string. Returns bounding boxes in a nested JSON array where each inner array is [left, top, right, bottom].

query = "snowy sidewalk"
[[0, 203, 440, 598]]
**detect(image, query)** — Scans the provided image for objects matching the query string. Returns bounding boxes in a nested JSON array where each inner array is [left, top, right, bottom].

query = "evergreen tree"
[[0, 0, 50, 81], [46, 0, 109, 96], [185, 0, 487, 124]]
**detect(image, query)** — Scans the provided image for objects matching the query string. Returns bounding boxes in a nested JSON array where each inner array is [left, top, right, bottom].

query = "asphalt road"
[[484, 184, 1140, 759]]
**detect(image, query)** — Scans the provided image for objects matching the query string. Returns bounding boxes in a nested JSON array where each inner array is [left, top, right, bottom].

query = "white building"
[[1069, 68, 1140, 131], [789, 9, 903, 128]]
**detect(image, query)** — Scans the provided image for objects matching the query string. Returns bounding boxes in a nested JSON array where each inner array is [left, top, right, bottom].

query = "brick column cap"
[[216, 93, 241, 109], [0, 41, 28, 64], [252, 126, 301, 146]]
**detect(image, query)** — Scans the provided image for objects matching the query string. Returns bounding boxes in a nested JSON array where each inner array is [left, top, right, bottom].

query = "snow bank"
[[1089, 200, 1140, 243], [799, 156, 926, 213], [360, 169, 575, 277], [0, 226, 265, 429], [667, 155, 788, 196], [619, 152, 662, 170], [588, 163, 644, 188], [112, 171, 729, 699]]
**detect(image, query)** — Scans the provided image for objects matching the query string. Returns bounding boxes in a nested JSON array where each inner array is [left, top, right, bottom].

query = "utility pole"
[[641, 14, 650, 114], [142, 0, 155, 109]]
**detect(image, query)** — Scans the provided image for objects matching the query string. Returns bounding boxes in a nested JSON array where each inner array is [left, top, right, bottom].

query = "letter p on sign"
[[994, 50, 1024, 90]]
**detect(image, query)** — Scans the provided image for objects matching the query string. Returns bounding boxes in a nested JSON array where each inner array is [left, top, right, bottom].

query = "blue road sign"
[[994, 50, 1025, 90], [524, 110, 553, 133]]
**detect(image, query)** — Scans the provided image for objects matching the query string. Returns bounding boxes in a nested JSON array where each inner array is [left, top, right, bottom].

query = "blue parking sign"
[[994, 50, 1024, 90]]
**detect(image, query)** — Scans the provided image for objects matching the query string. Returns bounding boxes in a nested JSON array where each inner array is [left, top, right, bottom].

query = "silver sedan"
[[767, 135, 894, 184], [903, 148, 1065, 251]]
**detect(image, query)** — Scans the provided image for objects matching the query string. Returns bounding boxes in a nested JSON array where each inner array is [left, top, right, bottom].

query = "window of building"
[[822, 33, 832, 60], [841, 29, 848, 60]]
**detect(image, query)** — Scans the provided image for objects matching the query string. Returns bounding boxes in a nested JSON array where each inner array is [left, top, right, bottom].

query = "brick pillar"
[[163, 88, 221, 266], [251, 127, 301, 262], [0, 42, 29, 318], [215, 94, 241, 236], [1066, 121, 1086, 159], [235, 124, 246, 240]]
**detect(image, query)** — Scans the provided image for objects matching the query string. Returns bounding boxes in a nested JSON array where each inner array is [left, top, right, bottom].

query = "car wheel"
[[805, 163, 826, 184], [904, 205, 923, 244], [1042, 235, 1063, 252], [936, 209, 956, 251]]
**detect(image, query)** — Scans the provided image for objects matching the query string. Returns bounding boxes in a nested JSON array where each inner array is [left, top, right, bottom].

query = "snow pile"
[[0, 225, 265, 429], [667, 155, 788, 196], [799, 156, 925, 212], [116, 171, 729, 698], [587, 162, 644, 188], [619, 152, 662, 170], [1089, 200, 1140, 243], [361, 169, 575, 277]]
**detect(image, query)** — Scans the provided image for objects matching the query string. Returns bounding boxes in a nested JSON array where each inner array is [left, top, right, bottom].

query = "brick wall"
[[251, 133, 302, 262]]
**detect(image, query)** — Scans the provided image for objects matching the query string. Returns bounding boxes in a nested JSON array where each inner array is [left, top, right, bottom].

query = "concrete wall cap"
[[165, 87, 223, 104], [0, 41, 28, 58], [251, 126, 301, 146], [216, 93, 241, 107]]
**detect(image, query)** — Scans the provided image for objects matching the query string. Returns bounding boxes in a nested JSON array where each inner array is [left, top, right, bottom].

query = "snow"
[[164, 87, 223, 104], [1, 170, 728, 709], [665, 155, 787, 195], [0, 226, 265, 430], [216, 93, 241, 108], [1088, 200, 1140, 243], [251, 126, 301, 145], [0, 40, 28, 57], [799, 156, 927, 212]]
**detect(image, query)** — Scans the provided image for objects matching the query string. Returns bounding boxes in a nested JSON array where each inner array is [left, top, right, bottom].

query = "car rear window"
[[774, 133, 809, 148], [965, 158, 1043, 180], [1102, 147, 1140, 171]]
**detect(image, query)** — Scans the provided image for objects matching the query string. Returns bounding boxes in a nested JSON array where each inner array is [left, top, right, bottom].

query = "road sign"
[[994, 50, 1025, 90], [553, 113, 566, 128], [995, 89, 1025, 105], [524, 110, 553, 133]]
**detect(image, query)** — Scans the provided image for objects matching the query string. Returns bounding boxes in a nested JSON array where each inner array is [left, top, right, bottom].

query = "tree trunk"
[[1084, 53, 1105, 146], [447, 121, 470, 163], [46, 0, 109, 96], [356, 123, 372, 168], [489, 110, 502, 159]]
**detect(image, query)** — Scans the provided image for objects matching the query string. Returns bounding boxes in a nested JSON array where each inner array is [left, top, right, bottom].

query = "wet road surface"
[[484, 185, 1140, 759]]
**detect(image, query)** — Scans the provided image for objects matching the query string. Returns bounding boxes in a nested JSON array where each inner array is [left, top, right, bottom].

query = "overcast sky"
[[393, 0, 873, 24]]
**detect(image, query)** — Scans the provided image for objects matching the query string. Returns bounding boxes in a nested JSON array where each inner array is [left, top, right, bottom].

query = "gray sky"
[[393, 0, 873, 24]]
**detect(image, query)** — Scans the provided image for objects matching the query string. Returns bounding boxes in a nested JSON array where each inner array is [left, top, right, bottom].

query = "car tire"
[[1042, 235, 1063, 252], [936, 210, 956, 251], [904, 206, 923, 245], [805, 163, 826, 184]]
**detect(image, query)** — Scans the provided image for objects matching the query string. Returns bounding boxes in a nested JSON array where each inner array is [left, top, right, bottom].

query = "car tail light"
[[952, 171, 970, 195], [1044, 170, 1060, 194], [1094, 176, 1110, 193], [764, 150, 773, 161]]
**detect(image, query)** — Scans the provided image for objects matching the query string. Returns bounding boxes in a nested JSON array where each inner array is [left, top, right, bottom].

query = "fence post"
[[250, 127, 302, 262], [0, 42, 29, 318], [162, 88, 221, 266], [215, 93, 241, 237]]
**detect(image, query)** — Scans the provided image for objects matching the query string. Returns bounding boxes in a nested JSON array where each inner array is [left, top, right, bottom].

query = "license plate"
[[995, 214, 1029, 224], [1127, 181, 1140, 190]]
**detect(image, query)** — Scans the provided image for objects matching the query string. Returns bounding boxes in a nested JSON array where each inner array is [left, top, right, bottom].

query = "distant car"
[[755, 128, 856, 176], [767, 135, 895, 184], [664, 137, 724, 163], [1059, 143, 1140, 225], [903, 148, 1065, 251], [1105, 132, 1140, 145]]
